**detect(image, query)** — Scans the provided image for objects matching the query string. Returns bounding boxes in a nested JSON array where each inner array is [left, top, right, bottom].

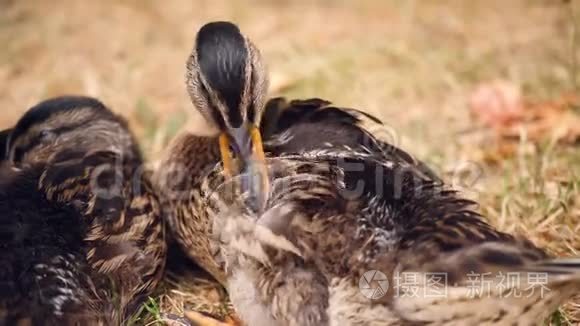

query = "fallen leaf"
[[469, 80, 580, 145], [469, 79, 524, 128]]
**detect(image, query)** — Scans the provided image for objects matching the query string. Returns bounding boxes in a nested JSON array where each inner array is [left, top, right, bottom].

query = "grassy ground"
[[1, 0, 579, 324]]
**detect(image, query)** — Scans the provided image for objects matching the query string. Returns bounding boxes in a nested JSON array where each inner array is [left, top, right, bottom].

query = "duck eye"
[[38, 130, 56, 143]]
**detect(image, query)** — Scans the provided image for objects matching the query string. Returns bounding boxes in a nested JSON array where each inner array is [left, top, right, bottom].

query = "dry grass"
[[1, 0, 579, 324]]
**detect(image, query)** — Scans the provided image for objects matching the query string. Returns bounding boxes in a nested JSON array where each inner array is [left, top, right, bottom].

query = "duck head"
[[186, 21, 270, 211]]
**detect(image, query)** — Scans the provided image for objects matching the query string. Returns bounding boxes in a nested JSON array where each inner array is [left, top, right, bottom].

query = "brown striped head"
[[186, 21, 270, 211], [6, 96, 139, 167], [186, 21, 268, 132]]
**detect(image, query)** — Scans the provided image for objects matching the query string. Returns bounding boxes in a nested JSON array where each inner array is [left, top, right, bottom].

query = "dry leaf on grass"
[[469, 79, 525, 128], [468, 80, 580, 162]]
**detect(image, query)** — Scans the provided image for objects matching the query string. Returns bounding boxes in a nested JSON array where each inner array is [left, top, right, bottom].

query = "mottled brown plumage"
[[155, 21, 441, 326], [212, 135, 580, 325], [0, 96, 166, 325], [260, 97, 440, 182], [156, 134, 225, 284], [155, 22, 271, 292], [156, 23, 435, 289], [159, 21, 580, 326]]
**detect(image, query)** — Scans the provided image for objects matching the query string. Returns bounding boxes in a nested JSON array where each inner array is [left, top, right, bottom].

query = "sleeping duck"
[[0, 96, 166, 325]]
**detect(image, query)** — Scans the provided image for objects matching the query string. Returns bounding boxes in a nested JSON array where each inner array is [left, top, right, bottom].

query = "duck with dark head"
[[187, 21, 270, 209], [156, 21, 271, 289], [160, 21, 580, 326], [156, 20, 446, 326], [0, 96, 166, 325]]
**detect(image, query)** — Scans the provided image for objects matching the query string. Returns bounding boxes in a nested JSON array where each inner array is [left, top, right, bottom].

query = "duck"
[[155, 20, 437, 284], [154, 21, 441, 325], [0, 96, 166, 325], [157, 21, 580, 326]]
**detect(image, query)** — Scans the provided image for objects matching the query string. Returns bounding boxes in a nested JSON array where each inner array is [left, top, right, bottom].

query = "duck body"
[[159, 96, 445, 325], [196, 89, 580, 326], [0, 96, 166, 325], [213, 119, 580, 325], [160, 21, 580, 326], [156, 96, 425, 283], [0, 165, 102, 325]]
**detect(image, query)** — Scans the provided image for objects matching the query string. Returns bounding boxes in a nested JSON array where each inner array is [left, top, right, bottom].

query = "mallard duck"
[[155, 21, 438, 325], [0, 96, 166, 325], [155, 21, 270, 289], [158, 21, 580, 325], [156, 21, 436, 285]]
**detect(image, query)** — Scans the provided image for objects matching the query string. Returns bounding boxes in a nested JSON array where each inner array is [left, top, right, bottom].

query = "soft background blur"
[[1, 0, 579, 324]]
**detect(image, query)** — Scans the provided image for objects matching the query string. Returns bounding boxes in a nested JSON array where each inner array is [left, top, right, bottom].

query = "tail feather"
[[393, 244, 580, 325], [393, 276, 580, 325], [534, 258, 580, 272]]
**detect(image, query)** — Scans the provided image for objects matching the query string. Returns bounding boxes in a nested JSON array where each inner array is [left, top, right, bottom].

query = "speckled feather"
[[159, 95, 458, 325], [162, 21, 580, 325], [0, 97, 166, 325], [155, 97, 421, 284], [260, 97, 441, 182], [212, 145, 580, 326]]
